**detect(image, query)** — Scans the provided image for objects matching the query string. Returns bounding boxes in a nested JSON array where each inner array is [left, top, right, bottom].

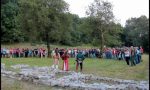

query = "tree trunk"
[[99, 30, 104, 58], [100, 32, 104, 51], [46, 31, 50, 58]]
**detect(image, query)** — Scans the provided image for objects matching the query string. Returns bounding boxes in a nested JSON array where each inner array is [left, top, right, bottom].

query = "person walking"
[[76, 51, 85, 72]]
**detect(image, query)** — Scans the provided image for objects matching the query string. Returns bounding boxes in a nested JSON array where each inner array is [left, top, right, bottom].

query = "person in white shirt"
[[124, 48, 130, 65]]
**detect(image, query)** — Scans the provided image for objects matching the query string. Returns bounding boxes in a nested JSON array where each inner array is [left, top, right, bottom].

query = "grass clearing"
[[1, 54, 149, 81]]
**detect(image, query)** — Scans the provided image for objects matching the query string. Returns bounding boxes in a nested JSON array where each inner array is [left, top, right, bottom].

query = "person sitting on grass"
[[76, 51, 85, 72]]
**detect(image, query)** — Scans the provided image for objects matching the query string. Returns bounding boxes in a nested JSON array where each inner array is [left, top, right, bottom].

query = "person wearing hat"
[[76, 51, 85, 72]]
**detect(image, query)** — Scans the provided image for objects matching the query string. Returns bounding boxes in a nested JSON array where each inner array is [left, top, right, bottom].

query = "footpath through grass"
[[1, 54, 149, 81]]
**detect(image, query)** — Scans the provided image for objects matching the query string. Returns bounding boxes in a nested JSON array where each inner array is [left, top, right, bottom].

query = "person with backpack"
[[76, 51, 85, 72]]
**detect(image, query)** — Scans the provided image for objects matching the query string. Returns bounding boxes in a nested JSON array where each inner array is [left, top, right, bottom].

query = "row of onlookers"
[[1, 48, 47, 58], [1, 48, 101, 58], [1, 46, 143, 60]]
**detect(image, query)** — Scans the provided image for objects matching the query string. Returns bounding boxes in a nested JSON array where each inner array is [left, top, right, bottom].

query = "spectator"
[[130, 46, 136, 66], [124, 48, 130, 65]]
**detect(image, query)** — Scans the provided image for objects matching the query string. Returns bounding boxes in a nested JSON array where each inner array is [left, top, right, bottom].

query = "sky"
[[64, 0, 149, 26]]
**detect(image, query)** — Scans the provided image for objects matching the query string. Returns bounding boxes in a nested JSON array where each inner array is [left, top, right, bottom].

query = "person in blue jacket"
[[76, 51, 85, 72]]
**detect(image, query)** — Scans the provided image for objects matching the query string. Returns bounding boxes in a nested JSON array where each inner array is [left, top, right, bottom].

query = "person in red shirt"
[[61, 50, 69, 71]]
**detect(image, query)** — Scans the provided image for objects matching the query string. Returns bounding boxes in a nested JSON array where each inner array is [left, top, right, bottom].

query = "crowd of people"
[[0, 48, 101, 58], [102, 46, 143, 66], [1, 46, 144, 71], [1, 48, 47, 58]]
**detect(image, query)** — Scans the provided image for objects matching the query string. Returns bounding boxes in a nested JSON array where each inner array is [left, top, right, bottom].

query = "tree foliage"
[[124, 15, 149, 52], [86, 0, 118, 50], [1, 0, 149, 53], [1, 0, 23, 43]]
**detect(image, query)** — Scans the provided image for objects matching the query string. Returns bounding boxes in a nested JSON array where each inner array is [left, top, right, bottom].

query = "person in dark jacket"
[[76, 51, 85, 72]]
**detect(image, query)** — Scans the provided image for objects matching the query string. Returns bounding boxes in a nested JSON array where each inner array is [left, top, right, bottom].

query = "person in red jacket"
[[61, 50, 69, 71]]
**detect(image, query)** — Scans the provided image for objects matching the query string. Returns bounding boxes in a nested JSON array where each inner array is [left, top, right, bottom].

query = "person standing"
[[130, 46, 136, 66], [140, 46, 143, 62], [52, 48, 60, 70], [61, 50, 69, 71], [136, 47, 141, 64], [76, 51, 85, 72], [124, 48, 130, 65]]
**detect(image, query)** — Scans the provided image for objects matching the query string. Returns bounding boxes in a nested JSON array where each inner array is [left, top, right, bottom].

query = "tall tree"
[[86, 0, 114, 50], [1, 0, 24, 43], [17, 0, 69, 56], [124, 15, 149, 52]]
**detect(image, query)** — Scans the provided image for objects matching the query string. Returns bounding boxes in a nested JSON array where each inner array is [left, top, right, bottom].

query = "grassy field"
[[1, 54, 149, 81]]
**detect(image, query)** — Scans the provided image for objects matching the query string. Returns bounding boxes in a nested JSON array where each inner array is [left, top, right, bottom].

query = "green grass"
[[1, 54, 149, 81]]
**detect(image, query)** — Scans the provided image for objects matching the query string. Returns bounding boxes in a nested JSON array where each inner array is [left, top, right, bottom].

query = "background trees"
[[86, 0, 123, 50], [124, 15, 149, 52], [1, 0, 149, 52], [1, 0, 23, 43]]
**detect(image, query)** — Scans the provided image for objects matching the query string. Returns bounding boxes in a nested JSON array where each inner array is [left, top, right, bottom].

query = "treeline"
[[1, 0, 149, 52]]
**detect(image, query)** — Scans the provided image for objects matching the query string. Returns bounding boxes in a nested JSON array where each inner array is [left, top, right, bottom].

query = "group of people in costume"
[[51, 48, 85, 72]]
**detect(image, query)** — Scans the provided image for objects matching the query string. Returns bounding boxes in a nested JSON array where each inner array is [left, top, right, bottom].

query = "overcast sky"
[[64, 0, 149, 26]]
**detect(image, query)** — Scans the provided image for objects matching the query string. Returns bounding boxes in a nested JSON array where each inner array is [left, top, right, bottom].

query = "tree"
[[1, 0, 24, 43], [86, 0, 114, 50], [124, 15, 149, 52], [17, 0, 69, 56], [104, 22, 123, 47]]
